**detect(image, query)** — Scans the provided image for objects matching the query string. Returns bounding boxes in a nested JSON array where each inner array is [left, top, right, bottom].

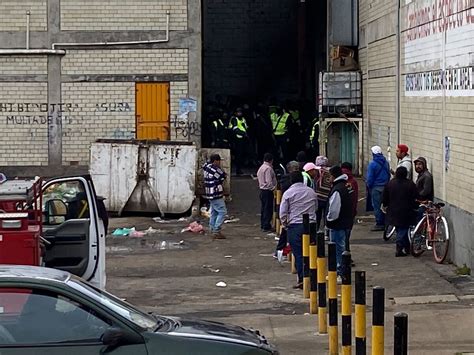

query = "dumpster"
[[90, 140, 198, 215]]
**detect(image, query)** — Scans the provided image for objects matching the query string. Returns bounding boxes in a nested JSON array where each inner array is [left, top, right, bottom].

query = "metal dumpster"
[[90, 140, 197, 215]]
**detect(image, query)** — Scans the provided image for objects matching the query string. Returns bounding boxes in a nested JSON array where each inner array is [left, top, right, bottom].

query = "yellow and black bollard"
[[317, 230, 327, 333], [309, 223, 318, 314], [394, 312, 408, 355], [302, 214, 310, 299], [327, 242, 338, 354], [341, 251, 352, 355], [275, 188, 282, 236], [355, 271, 366, 355], [372, 286, 385, 355]]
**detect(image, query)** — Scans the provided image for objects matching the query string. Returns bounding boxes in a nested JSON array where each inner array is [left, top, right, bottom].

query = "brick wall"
[[0, 82, 48, 165], [61, 49, 188, 75], [203, 0, 298, 99], [0, 1, 47, 32], [0, 56, 47, 75], [60, 0, 187, 31]]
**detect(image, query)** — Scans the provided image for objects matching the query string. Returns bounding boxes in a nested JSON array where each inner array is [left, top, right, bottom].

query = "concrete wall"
[[0, 0, 201, 172], [360, 0, 474, 269], [203, 0, 298, 100]]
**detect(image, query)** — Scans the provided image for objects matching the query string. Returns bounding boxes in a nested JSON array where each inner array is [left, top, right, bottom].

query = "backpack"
[[316, 167, 332, 201]]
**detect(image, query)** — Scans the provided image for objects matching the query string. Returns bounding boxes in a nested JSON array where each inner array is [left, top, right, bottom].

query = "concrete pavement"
[[106, 176, 474, 354]]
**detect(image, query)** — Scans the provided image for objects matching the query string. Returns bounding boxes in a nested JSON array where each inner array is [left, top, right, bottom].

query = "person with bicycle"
[[382, 166, 418, 257], [414, 157, 434, 220]]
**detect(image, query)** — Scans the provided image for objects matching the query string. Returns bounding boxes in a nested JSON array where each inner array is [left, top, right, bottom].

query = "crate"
[[318, 71, 362, 117]]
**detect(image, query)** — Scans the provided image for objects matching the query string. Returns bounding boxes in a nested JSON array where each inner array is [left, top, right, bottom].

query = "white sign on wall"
[[404, 0, 474, 96]]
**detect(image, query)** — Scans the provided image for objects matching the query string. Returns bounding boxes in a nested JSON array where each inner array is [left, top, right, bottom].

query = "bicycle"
[[409, 201, 450, 263], [383, 224, 396, 241]]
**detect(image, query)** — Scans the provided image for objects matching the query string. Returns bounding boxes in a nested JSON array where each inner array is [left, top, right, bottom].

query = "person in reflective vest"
[[210, 113, 230, 148], [270, 108, 290, 162], [229, 108, 248, 175]]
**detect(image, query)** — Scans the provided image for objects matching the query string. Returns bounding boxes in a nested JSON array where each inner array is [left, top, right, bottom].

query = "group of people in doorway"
[[207, 100, 320, 175], [367, 144, 434, 257], [256, 152, 359, 287]]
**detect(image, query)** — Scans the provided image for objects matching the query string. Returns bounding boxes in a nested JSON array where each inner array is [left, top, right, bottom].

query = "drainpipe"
[[396, 0, 401, 144], [0, 49, 65, 55], [26, 11, 31, 49], [52, 11, 170, 49]]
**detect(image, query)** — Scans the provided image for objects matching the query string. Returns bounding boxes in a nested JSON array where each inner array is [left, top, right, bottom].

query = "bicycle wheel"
[[410, 218, 427, 257], [383, 225, 396, 241], [433, 216, 449, 263]]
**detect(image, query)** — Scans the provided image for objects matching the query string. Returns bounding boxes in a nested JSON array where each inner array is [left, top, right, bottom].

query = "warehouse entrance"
[[202, 0, 328, 163]]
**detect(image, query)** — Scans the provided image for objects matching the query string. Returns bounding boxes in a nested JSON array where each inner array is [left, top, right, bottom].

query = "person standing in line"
[[326, 166, 354, 280], [314, 155, 331, 232], [257, 153, 277, 232], [279, 172, 318, 289], [341, 162, 359, 258], [382, 166, 418, 257], [203, 154, 227, 239], [302, 162, 317, 189], [296, 151, 308, 172], [366, 146, 391, 231], [274, 161, 300, 260], [391, 144, 413, 180]]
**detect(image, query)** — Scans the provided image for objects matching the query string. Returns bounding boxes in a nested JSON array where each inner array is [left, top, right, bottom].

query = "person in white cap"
[[366, 146, 391, 231]]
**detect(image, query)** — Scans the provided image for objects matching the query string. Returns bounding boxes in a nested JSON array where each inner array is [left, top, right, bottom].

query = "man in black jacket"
[[326, 165, 354, 278], [414, 157, 434, 201], [382, 166, 418, 257]]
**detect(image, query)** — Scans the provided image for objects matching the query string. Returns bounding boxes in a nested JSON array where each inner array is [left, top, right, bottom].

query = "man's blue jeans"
[[287, 223, 304, 283], [330, 229, 350, 276], [371, 186, 385, 226], [396, 227, 410, 251], [209, 198, 227, 233]]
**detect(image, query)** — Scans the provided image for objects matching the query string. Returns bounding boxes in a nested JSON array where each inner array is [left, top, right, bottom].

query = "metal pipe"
[[26, 11, 31, 50], [52, 11, 170, 50], [396, 0, 401, 144], [0, 49, 65, 55]]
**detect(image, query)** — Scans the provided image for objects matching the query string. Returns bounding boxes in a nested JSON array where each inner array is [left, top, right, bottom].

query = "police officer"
[[229, 108, 248, 175], [270, 107, 290, 162], [210, 112, 230, 148]]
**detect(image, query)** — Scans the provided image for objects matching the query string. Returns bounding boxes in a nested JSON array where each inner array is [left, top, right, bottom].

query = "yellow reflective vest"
[[271, 112, 289, 136]]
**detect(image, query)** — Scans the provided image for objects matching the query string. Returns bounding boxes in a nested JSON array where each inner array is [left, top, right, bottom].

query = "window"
[[43, 180, 90, 225], [0, 288, 111, 345]]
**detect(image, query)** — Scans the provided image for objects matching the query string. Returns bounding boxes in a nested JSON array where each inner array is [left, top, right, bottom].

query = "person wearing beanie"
[[414, 157, 434, 221], [366, 146, 391, 231], [382, 166, 418, 257], [314, 155, 331, 232], [392, 144, 413, 180], [326, 165, 354, 279]]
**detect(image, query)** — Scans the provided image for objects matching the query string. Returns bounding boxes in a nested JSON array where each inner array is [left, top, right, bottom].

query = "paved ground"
[[106, 177, 474, 354]]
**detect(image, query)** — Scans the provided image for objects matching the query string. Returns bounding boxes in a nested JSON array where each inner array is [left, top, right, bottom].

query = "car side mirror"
[[101, 328, 143, 353]]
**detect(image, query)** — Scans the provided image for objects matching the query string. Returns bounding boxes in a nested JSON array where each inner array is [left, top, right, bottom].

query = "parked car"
[[0, 265, 278, 354]]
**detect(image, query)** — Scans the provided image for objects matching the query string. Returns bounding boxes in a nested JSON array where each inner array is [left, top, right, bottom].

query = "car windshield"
[[67, 276, 158, 331]]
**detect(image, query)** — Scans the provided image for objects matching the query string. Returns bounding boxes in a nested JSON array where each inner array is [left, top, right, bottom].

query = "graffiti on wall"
[[404, 0, 474, 96], [172, 98, 200, 139]]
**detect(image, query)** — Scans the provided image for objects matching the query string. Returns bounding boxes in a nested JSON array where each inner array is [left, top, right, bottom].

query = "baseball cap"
[[209, 154, 222, 162], [303, 162, 317, 172]]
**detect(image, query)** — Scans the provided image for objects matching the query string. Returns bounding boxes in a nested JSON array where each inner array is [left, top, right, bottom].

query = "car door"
[[41, 175, 103, 285], [0, 285, 147, 354]]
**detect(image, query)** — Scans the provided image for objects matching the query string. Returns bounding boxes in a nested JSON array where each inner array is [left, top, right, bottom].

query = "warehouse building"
[[0, 0, 201, 174], [360, 0, 474, 268]]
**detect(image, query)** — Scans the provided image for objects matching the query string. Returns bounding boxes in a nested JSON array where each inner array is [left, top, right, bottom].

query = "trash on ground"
[[202, 264, 213, 269], [259, 253, 274, 257], [144, 227, 166, 235], [129, 230, 145, 238], [178, 217, 189, 222], [179, 240, 185, 245], [112, 227, 134, 237], [224, 218, 240, 224], [200, 207, 210, 218], [153, 217, 171, 223], [209, 268, 220, 273], [371, 262, 379, 266], [181, 221, 204, 234], [266, 232, 277, 237], [224, 255, 232, 258], [216, 281, 227, 288]]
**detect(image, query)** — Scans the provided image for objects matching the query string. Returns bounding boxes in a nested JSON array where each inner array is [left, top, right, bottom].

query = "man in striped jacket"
[[203, 154, 227, 239]]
